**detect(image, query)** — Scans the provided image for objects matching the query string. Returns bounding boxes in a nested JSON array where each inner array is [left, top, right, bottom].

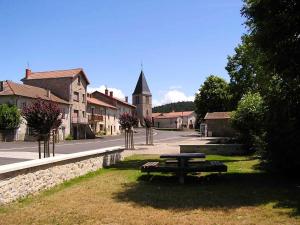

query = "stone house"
[[152, 111, 196, 129], [22, 68, 92, 139], [86, 95, 118, 135], [91, 89, 136, 134], [0, 80, 70, 141], [204, 112, 236, 137]]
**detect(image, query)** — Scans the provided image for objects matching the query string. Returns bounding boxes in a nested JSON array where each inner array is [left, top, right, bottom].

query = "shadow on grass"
[[111, 159, 300, 217]]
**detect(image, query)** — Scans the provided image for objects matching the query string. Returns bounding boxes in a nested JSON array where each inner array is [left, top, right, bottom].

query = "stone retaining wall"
[[0, 147, 125, 204]]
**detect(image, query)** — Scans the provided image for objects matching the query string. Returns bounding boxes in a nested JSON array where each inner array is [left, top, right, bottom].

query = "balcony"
[[88, 114, 104, 122], [72, 117, 88, 124]]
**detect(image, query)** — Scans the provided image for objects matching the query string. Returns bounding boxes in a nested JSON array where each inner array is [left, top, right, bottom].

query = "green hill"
[[152, 101, 194, 113]]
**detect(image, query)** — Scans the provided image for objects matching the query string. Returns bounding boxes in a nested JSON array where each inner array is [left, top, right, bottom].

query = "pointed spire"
[[133, 70, 151, 95]]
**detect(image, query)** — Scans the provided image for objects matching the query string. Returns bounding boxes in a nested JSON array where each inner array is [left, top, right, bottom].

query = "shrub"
[[65, 135, 74, 141], [230, 92, 265, 153], [0, 104, 21, 130]]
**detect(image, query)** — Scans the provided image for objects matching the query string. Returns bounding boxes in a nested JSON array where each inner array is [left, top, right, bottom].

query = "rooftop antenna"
[[26, 61, 30, 69], [141, 60, 143, 71]]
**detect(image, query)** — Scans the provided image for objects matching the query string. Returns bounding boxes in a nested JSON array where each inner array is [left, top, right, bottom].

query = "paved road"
[[0, 129, 196, 166]]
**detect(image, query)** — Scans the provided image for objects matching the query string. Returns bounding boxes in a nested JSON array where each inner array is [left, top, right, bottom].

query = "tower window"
[[135, 96, 139, 104], [146, 96, 150, 104]]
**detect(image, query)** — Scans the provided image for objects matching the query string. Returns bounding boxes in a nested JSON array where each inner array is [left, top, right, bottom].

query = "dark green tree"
[[226, 34, 263, 107], [194, 75, 231, 121], [242, 0, 300, 171], [0, 104, 21, 141], [0, 104, 21, 130]]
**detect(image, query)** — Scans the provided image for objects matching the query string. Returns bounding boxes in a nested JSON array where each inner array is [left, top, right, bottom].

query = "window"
[[73, 92, 79, 102], [22, 102, 27, 109], [82, 111, 85, 118], [82, 94, 85, 103], [73, 110, 79, 118], [146, 96, 150, 104], [77, 76, 81, 85], [27, 127, 34, 136], [60, 108, 65, 119], [135, 96, 139, 104]]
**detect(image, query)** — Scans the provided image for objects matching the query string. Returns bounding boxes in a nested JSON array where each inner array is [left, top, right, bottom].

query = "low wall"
[[0, 146, 125, 204], [180, 144, 244, 155]]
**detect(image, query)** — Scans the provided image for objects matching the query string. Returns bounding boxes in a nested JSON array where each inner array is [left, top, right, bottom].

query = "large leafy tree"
[[194, 75, 231, 120], [226, 34, 263, 107], [242, 0, 300, 170], [0, 104, 21, 130]]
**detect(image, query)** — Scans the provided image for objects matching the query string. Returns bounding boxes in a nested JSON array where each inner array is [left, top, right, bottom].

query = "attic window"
[[77, 76, 81, 85]]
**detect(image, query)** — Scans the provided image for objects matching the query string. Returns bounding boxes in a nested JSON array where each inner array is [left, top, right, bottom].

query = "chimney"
[[25, 69, 31, 78], [0, 81, 3, 92], [110, 91, 113, 97], [105, 88, 109, 95], [47, 90, 51, 98], [125, 96, 128, 102]]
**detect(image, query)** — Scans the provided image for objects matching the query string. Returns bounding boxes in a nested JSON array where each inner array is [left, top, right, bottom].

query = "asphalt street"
[[0, 129, 196, 166]]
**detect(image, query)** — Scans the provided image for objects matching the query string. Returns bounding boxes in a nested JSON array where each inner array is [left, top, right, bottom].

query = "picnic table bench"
[[141, 153, 227, 184]]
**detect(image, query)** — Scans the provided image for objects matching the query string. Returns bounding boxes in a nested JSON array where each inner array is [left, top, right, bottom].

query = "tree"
[[22, 98, 62, 158], [119, 112, 138, 149], [230, 92, 265, 152], [242, 0, 300, 171], [226, 34, 262, 108], [194, 75, 231, 121], [0, 104, 21, 141], [144, 116, 153, 145]]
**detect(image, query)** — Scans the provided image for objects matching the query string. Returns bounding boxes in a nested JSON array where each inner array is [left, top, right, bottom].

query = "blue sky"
[[0, 0, 246, 106]]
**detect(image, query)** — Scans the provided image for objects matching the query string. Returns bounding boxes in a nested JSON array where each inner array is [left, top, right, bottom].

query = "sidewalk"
[[124, 137, 209, 156]]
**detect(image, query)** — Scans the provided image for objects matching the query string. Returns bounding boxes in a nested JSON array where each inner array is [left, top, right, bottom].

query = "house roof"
[[153, 111, 195, 119], [132, 70, 151, 95], [92, 91, 136, 108], [87, 97, 117, 109], [22, 68, 90, 84], [0, 80, 69, 105], [204, 112, 231, 120]]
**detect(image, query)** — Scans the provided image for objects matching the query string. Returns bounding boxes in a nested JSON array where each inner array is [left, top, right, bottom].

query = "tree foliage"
[[194, 75, 231, 120], [0, 104, 21, 130], [230, 92, 265, 151], [231, 0, 300, 171], [144, 116, 153, 128], [119, 113, 138, 130], [226, 34, 263, 108], [152, 101, 194, 113], [22, 98, 62, 136]]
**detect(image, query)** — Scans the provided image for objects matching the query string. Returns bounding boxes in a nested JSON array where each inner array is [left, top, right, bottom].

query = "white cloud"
[[153, 89, 195, 107], [88, 85, 126, 100]]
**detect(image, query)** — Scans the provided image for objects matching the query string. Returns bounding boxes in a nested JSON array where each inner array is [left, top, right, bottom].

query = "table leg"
[[178, 158, 186, 184]]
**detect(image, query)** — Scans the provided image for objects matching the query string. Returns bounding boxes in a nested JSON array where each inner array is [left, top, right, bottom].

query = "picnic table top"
[[160, 153, 206, 159]]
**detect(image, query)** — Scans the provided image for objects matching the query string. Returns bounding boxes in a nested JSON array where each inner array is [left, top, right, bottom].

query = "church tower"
[[132, 70, 152, 125]]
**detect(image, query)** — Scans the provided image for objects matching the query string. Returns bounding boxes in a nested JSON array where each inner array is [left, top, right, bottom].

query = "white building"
[[152, 111, 196, 129]]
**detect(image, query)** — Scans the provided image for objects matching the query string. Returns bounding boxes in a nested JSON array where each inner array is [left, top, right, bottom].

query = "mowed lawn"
[[0, 154, 299, 225]]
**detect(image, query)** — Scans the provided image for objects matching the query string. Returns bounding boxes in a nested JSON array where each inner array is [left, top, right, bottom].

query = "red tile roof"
[[204, 112, 231, 120], [22, 68, 90, 84], [87, 97, 116, 109], [92, 91, 136, 108], [0, 81, 69, 104], [153, 111, 195, 119]]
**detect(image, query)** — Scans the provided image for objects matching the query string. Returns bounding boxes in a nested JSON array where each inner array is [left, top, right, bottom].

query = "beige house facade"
[[0, 81, 70, 141], [152, 111, 196, 129], [91, 90, 136, 134]]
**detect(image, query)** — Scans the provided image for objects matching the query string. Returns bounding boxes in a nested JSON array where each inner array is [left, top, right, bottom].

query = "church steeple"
[[132, 70, 152, 125], [133, 70, 151, 96]]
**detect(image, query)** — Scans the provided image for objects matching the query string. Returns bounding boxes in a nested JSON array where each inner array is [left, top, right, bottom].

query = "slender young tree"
[[119, 112, 138, 149], [144, 116, 153, 145], [0, 104, 21, 141], [22, 98, 62, 158]]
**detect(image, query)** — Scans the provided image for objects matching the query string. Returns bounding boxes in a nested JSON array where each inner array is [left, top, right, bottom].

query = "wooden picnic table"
[[160, 153, 206, 183]]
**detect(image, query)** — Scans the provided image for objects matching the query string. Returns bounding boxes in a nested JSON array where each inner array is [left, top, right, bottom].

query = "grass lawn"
[[0, 154, 299, 225]]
